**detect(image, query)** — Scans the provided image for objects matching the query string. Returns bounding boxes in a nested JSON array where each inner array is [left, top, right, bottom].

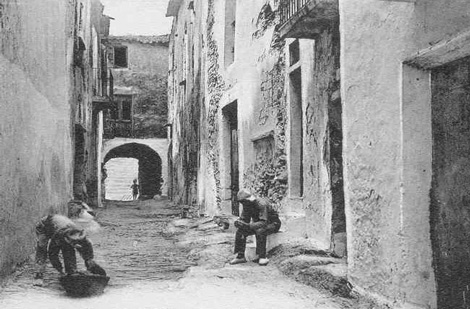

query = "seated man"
[[230, 189, 281, 266], [33, 200, 106, 286]]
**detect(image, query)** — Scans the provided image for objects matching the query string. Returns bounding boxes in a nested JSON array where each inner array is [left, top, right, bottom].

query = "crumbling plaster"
[[168, 0, 341, 253], [217, 0, 288, 216], [110, 38, 169, 139]]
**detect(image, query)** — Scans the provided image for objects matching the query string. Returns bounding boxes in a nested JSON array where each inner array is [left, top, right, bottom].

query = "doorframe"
[[401, 28, 470, 308], [222, 100, 239, 216]]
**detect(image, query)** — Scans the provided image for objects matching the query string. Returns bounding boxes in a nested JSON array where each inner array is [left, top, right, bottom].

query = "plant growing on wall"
[[119, 72, 168, 138], [244, 47, 288, 210], [244, 151, 287, 211], [204, 0, 226, 210]]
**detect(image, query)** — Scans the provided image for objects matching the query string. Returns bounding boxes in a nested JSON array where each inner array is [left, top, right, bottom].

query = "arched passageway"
[[104, 143, 163, 199]]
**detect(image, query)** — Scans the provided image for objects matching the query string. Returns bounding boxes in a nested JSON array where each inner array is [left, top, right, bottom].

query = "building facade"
[[168, 0, 470, 308], [104, 35, 169, 139], [167, 0, 344, 252], [72, 0, 113, 208], [0, 0, 111, 278], [341, 0, 470, 308], [100, 35, 169, 200]]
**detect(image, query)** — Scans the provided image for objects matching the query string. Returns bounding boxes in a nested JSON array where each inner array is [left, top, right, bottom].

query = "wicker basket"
[[60, 272, 110, 297]]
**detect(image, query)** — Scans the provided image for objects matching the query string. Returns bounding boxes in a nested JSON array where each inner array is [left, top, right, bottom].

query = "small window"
[[253, 134, 274, 162], [114, 46, 128, 68], [224, 0, 236, 67], [110, 107, 118, 120], [78, 3, 84, 32], [289, 40, 300, 66], [122, 101, 132, 120]]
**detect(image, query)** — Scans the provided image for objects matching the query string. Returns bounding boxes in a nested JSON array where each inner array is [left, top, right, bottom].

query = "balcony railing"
[[278, 0, 338, 39], [103, 119, 133, 139], [279, 0, 311, 26]]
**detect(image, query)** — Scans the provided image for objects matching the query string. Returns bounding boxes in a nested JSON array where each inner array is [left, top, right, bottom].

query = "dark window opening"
[[289, 40, 300, 66], [224, 0, 236, 67], [114, 46, 128, 68], [122, 101, 132, 120], [110, 107, 118, 120]]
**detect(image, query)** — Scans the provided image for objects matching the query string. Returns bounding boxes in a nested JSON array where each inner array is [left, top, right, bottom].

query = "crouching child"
[[33, 201, 106, 286]]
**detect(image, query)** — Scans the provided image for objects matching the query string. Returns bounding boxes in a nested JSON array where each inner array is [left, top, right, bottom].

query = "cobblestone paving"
[[0, 198, 196, 293], [0, 198, 350, 309], [93, 199, 197, 285]]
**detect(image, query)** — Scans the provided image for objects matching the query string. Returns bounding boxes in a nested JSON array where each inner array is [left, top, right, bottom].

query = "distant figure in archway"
[[131, 179, 139, 200], [229, 189, 281, 266]]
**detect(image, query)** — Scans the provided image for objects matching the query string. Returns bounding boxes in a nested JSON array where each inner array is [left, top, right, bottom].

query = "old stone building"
[[0, 0, 111, 278], [167, 0, 470, 308], [341, 0, 470, 308], [100, 35, 169, 200], [167, 0, 344, 254], [104, 35, 169, 139], [72, 0, 114, 208]]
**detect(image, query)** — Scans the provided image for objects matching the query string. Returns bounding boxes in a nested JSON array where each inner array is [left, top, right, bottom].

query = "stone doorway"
[[222, 101, 239, 216], [104, 143, 163, 200], [430, 55, 470, 309]]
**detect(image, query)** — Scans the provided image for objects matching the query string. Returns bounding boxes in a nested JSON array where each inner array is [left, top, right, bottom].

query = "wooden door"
[[230, 125, 239, 216]]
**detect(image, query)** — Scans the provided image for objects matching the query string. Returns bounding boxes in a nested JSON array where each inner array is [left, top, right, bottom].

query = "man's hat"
[[237, 189, 252, 202]]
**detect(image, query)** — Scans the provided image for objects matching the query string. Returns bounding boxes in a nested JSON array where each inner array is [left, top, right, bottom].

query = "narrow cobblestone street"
[[0, 199, 351, 309]]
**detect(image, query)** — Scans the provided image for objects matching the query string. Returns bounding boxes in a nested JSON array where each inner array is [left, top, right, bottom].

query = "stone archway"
[[104, 143, 163, 199]]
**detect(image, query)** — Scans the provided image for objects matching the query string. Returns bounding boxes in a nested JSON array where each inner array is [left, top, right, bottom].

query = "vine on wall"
[[119, 72, 168, 138], [205, 0, 226, 209], [244, 152, 287, 211], [244, 50, 288, 211]]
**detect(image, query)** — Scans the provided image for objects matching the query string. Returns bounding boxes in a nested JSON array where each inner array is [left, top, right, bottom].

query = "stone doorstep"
[[244, 231, 286, 260], [242, 213, 307, 260], [299, 263, 351, 298], [244, 235, 351, 297], [279, 255, 350, 297], [279, 255, 345, 270], [332, 232, 347, 258]]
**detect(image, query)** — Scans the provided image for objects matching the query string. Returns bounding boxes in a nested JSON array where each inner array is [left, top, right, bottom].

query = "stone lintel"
[[404, 29, 470, 70]]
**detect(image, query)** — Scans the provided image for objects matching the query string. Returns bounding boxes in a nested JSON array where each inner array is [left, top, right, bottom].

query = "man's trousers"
[[234, 220, 281, 258]]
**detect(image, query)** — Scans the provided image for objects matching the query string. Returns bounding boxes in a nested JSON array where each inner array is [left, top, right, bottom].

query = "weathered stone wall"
[[301, 26, 341, 248], [168, 1, 203, 206], [340, 0, 470, 307], [243, 58, 287, 210], [235, 2, 287, 213], [71, 0, 107, 206], [168, 0, 342, 252], [110, 37, 169, 138], [0, 0, 74, 278], [202, 0, 226, 213]]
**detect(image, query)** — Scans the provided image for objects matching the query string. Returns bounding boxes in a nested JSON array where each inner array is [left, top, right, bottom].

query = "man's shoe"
[[258, 258, 269, 266], [229, 257, 247, 265], [33, 278, 44, 287]]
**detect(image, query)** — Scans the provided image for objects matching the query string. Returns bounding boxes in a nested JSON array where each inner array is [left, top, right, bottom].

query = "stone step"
[[277, 254, 350, 297], [244, 231, 286, 260]]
